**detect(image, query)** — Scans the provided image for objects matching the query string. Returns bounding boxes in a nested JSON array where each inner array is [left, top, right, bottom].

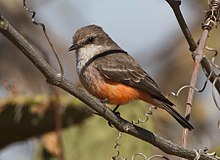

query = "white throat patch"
[[76, 44, 110, 75]]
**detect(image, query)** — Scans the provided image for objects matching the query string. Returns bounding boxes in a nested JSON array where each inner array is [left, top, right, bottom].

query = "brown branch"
[[182, 29, 209, 149], [165, 0, 220, 94], [165, 0, 197, 51], [0, 95, 91, 149], [165, 1, 220, 158], [0, 14, 217, 160], [26, 10, 65, 159]]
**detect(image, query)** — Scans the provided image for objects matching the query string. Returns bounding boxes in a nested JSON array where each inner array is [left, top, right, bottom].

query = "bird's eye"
[[87, 37, 94, 43]]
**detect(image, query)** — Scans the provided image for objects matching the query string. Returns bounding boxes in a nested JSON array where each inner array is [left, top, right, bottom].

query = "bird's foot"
[[112, 105, 120, 116], [108, 105, 120, 127]]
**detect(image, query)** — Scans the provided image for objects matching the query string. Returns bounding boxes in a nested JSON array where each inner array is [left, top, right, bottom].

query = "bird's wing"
[[94, 51, 173, 106]]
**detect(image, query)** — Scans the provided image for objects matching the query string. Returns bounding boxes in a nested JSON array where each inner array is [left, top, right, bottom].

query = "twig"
[[165, 0, 220, 159], [182, 29, 209, 149], [23, 0, 64, 76], [0, 14, 218, 160], [165, 0, 205, 152], [165, 0, 197, 51], [165, 0, 220, 94], [23, 1, 65, 158], [201, 57, 220, 93]]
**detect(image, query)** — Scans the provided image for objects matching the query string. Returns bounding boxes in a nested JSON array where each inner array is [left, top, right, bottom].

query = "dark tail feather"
[[162, 103, 194, 130]]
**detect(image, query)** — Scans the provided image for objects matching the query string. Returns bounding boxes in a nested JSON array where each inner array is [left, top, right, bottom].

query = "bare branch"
[[0, 15, 217, 160], [165, 0, 220, 94], [23, 0, 64, 76], [165, 0, 197, 51], [23, 1, 66, 158], [182, 29, 209, 148], [165, 0, 220, 152]]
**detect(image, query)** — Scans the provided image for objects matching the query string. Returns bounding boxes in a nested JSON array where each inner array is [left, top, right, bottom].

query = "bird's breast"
[[79, 65, 142, 105]]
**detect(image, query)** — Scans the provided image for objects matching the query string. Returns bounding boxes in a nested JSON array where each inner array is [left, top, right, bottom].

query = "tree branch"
[[182, 29, 209, 149], [0, 14, 217, 160], [165, 0, 220, 155], [165, 0, 220, 94]]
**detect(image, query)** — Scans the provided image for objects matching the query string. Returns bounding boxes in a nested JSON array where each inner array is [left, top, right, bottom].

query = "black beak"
[[68, 44, 81, 52]]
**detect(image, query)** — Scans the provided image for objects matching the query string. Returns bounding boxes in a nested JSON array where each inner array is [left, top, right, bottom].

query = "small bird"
[[68, 25, 194, 130]]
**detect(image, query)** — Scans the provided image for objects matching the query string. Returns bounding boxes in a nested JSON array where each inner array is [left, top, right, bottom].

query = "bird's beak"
[[68, 43, 81, 52]]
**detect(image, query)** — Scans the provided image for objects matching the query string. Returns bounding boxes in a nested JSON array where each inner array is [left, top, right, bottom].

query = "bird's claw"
[[108, 105, 121, 127]]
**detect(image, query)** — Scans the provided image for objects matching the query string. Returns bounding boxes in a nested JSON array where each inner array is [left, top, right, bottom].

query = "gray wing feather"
[[94, 52, 173, 105]]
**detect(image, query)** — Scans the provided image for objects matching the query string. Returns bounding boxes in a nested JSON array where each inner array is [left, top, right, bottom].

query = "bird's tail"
[[162, 103, 194, 130]]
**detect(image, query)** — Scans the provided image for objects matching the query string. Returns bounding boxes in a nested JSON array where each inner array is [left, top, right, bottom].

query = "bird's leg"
[[112, 105, 120, 116], [108, 105, 121, 127], [101, 98, 120, 116], [100, 98, 121, 126]]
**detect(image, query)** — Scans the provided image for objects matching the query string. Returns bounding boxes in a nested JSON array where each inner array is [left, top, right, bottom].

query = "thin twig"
[[165, 0, 220, 153], [23, 1, 65, 159], [165, 0, 197, 51], [182, 29, 209, 149], [0, 15, 217, 160], [165, 0, 220, 94], [23, 0, 64, 76]]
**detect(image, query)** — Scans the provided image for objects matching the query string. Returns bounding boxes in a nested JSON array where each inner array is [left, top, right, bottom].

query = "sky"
[[36, 0, 198, 58]]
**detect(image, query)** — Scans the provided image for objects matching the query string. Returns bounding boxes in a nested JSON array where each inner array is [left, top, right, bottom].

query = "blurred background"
[[0, 0, 220, 159]]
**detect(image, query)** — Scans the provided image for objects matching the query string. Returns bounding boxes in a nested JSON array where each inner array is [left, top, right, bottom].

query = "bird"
[[68, 24, 194, 130]]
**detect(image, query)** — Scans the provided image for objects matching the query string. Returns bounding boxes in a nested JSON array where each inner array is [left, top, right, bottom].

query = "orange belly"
[[97, 81, 140, 104], [81, 71, 156, 105]]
